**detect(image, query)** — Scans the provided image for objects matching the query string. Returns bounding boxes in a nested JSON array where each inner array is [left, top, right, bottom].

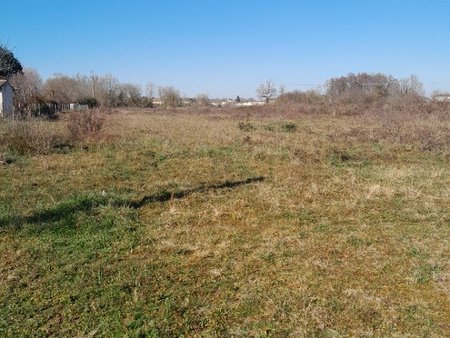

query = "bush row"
[[0, 110, 107, 157]]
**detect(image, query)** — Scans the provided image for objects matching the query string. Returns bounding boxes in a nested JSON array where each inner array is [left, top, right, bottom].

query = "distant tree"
[[142, 81, 155, 107], [236, 95, 241, 103], [146, 81, 155, 99], [96, 74, 121, 107], [9, 68, 43, 116], [256, 80, 277, 104], [120, 83, 142, 106], [326, 72, 402, 103], [89, 71, 99, 98], [43, 74, 82, 103], [398, 74, 424, 96], [39, 72, 152, 108], [145, 82, 154, 98], [73, 73, 94, 99], [0, 44, 23, 78], [325, 72, 426, 103], [158, 86, 182, 107], [196, 93, 210, 106]]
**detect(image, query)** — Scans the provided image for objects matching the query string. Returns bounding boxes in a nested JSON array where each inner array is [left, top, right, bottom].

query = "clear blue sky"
[[1, 0, 450, 98]]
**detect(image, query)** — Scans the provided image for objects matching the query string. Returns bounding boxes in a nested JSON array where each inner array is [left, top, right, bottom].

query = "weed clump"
[[68, 109, 106, 142], [0, 120, 68, 155], [0, 151, 19, 165], [280, 122, 297, 132], [238, 121, 256, 132], [0, 109, 109, 157]]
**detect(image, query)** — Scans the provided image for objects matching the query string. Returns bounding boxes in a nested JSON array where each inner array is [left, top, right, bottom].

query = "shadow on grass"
[[0, 176, 265, 228], [0, 196, 108, 229], [129, 176, 264, 208]]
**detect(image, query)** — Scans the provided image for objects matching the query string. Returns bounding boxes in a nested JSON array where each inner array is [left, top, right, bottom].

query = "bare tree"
[[144, 81, 156, 107], [325, 72, 406, 104], [43, 74, 84, 103], [39, 72, 152, 108], [158, 86, 182, 107], [398, 74, 424, 96], [120, 83, 142, 106], [146, 81, 155, 99], [96, 74, 121, 107], [90, 71, 99, 98], [73, 73, 93, 99], [256, 80, 277, 103], [196, 93, 210, 106], [9, 68, 42, 116]]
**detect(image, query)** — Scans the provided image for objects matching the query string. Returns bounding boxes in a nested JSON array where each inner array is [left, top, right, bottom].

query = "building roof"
[[0, 79, 7, 88]]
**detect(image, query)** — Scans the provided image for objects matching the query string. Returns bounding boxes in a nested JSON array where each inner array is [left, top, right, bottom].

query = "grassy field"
[[1, 108, 449, 336]]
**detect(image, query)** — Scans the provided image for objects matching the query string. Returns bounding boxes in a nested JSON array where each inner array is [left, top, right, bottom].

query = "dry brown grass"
[[336, 112, 450, 152], [0, 107, 449, 336], [0, 119, 68, 155], [0, 109, 113, 159]]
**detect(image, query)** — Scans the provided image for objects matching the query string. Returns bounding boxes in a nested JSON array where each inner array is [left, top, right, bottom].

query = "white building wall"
[[434, 96, 450, 102], [0, 84, 14, 117]]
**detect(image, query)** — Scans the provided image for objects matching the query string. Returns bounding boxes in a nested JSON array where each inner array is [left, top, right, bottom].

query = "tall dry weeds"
[[337, 111, 450, 151], [0, 120, 68, 155], [67, 109, 106, 142]]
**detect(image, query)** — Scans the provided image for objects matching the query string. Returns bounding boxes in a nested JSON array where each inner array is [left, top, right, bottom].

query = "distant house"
[[432, 93, 450, 102], [0, 79, 14, 117], [235, 101, 266, 107]]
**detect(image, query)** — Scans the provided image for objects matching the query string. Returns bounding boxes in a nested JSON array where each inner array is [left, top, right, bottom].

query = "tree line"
[[1, 44, 200, 116], [1, 43, 432, 118], [10, 69, 155, 113]]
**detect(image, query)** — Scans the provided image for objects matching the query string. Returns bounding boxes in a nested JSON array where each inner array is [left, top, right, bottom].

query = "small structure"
[[432, 93, 450, 102], [69, 103, 89, 111], [0, 79, 14, 117]]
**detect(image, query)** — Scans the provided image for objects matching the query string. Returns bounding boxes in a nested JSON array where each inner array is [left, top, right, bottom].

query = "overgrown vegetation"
[[67, 109, 107, 142], [0, 109, 108, 157], [0, 120, 67, 155], [1, 107, 449, 336]]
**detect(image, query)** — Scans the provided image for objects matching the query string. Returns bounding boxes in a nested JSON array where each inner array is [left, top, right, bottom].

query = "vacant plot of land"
[[1, 109, 449, 336]]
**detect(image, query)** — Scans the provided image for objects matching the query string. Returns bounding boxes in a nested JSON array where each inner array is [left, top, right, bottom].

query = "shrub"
[[277, 90, 325, 105], [0, 120, 68, 155], [67, 110, 106, 142]]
